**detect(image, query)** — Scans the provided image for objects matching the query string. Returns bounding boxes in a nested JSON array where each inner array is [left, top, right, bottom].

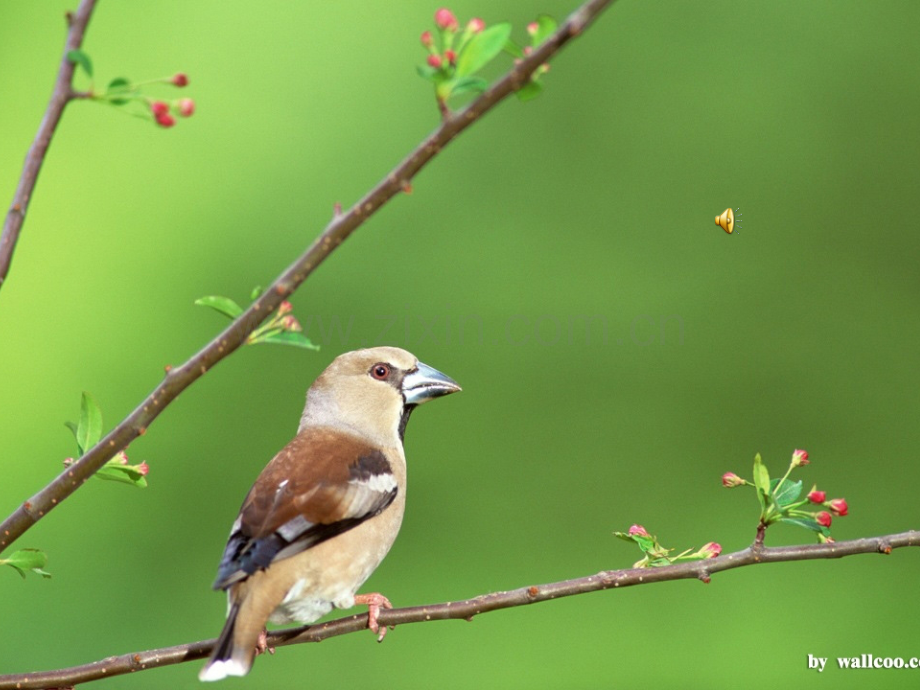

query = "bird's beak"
[[402, 362, 461, 405]]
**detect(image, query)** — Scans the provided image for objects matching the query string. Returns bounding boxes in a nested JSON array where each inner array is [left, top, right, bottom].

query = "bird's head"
[[299, 346, 461, 445]]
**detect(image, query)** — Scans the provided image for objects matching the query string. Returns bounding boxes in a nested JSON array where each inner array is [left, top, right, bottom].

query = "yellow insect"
[[715, 208, 742, 234]]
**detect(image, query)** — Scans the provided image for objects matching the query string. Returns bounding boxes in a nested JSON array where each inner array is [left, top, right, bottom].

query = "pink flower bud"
[[628, 524, 649, 537], [791, 449, 809, 467], [420, 30, 434, 47], [427, 54, 443, 69], [172, 72, 189, 87], [467, 17, 485, 33], [282, 315, 302, 332], [816, 511, 832, 528], [527, 22, 539, 36], [829, 498, 848, 517], [807, 489, 826, 503], [445, 49, 456, 65], [434, 8, 458, 30], [178, 98, 195, 117], [150, 100, 170, 117], [155, 113, 176, 128], [137, 462, 150, 476], [721, 472, 745, 488], [63, 457, 74, 467], [278, 300, 293, 316], [700, 542, 721, 559]]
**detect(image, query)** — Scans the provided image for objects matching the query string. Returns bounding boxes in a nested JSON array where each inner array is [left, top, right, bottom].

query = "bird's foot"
[[354, 592, 393, 642], [256, 627, 276, 656]]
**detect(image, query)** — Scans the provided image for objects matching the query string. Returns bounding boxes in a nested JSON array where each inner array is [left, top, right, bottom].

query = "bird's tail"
[[199, 602, 253, 681]]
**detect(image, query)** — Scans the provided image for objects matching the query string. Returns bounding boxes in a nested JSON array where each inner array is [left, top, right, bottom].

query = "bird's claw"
[[256, 628, 276, 656], [354, 592, 393, 642]]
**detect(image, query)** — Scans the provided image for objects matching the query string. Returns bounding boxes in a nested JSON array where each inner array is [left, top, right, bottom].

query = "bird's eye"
[[371, 364, 390, 380]]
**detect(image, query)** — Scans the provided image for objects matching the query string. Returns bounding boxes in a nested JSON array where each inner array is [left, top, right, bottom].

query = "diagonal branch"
[[0, 0, 99, 293], [1, 530, 916, 689], [0, 0, 618, 554]]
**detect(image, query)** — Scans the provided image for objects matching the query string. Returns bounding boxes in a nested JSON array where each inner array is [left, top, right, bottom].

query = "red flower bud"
[[150, 100, 169, 117], [816, 511, 832, 528], [700, 542, 721, 559], [721, 472, 745, 488], [178, 98, 195, 117], [278, 300, 293, 316], [791, 449, 809, 467], [137, 461, 150, 476], [155, 113, 176, 128], [434, 8, 458, 30], [807, 489, 826, 503], [172, 72, 189, 87], [467, 18, 485, 33], [444, 49, 457, 65], [628, 524, 649, 537], [427, 54, 443, 69], [829, 498, 848, 517], [527, 22, 539, 36], [420, 30, 434, 47]]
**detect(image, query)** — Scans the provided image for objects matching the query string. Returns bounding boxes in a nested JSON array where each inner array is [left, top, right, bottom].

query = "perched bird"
[[199, 346, 460, 681]]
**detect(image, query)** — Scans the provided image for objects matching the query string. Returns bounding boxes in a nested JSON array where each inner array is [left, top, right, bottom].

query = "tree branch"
[[0, 0, 617, 554], [0, 0, 98, 293], [2, 530, 915, 689]]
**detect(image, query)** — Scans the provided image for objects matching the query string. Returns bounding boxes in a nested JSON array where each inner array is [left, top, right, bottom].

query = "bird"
[[199, 346, 461, 681]]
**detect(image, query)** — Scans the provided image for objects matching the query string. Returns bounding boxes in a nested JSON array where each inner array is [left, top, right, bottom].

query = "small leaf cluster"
[[614, 525, 721, 568], [66, 49, 194, 129], [416, 9, 558, 113], [195, 287, 319, 350], [416, 9, 511, 112], [0, 549, 51, 579], [503, 15, 558, 102], [723, 450, 849, 542], [64, 392, 149, 488]]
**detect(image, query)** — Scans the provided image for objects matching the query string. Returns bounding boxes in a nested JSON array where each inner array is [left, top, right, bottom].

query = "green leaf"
[[532, 14, 558, 45], [195, 295, 244, 319], [448, 75, 489, 99], [516, 80, 544, 102], [258, 331, 320, 351], [64, 420, 79, 441], [1, 549, 51, 579], [456, 23, 512, 77], [752, 453, 771, 509], [613, 531, 655, 553], [503, 39, 525, 59], [771, 478, 803, 508], [106, 77, 132, 105], [778, 515, 827, 534], [77, 391, 102, 456], [416, 64, 441, 83], [67, 49, 93, 78], [95, 464, 148, 487], [249, 285, 264, 300]]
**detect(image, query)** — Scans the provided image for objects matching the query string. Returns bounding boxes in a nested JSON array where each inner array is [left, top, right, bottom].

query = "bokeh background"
[[2, 1, 918, 688]]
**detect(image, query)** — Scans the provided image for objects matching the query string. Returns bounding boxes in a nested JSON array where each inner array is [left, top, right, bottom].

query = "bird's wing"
[[212, 429, 397, 590]]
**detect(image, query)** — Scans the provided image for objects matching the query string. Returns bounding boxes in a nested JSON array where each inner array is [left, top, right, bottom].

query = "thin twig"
[[1, 530, 915, 689], [0, 0, 99, 292], [0, 0, 617, 554]]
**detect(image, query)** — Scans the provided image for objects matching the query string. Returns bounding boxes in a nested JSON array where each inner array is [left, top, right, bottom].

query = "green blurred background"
[[2, 1, 918, 687]]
